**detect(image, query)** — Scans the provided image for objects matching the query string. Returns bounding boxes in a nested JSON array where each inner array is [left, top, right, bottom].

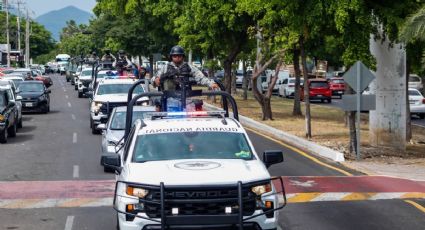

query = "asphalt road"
[[0, 74, 424, 230]]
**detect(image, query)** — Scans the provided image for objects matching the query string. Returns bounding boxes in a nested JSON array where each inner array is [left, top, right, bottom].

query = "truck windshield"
[[97, 84, 144, 95], [110, 111, 153, 130], [133, 132, 253, 162]]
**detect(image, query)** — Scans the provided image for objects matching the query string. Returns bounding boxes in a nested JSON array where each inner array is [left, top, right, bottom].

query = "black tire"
[[7, 122, 17, 137], [75, 85, 78, 90], [17, 117, 22, 128], [47, 104, 50, 113], [43, 104, 49, 113], [0, 128, 7, 143], [327, 98, 332, 103], [104, 166, 114, 173], [78, 92, 83, 98], [91, 119, 100, 134], [66, 78, 70, 82]]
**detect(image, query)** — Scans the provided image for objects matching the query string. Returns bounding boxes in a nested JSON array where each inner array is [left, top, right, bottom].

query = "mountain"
[[36, 6, 93, 42]]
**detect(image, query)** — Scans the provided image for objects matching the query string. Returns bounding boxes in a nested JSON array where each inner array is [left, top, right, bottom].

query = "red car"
[[301, 78, 332, 103], [329, 77, 345, 98], [34, 75, 53, 88]]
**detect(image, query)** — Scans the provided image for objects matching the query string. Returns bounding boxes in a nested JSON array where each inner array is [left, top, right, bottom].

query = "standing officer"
[[152, 46, 218, 90]]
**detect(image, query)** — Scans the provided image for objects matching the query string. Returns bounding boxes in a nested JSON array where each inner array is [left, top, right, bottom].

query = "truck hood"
[[94, 94, 148, 103], [107, 130, 124, 142], [124, 159, 270, 186]]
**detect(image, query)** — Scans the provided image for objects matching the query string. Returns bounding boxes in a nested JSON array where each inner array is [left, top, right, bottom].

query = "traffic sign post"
[[343, 61, 376, 160]]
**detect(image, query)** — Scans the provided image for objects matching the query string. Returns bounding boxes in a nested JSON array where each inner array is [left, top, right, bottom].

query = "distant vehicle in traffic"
[[279, 77, 304, 98], [18, 81, 51, 113], [329, 77, 345, 98], [409, 74, 423, 91], [409, 88, 425, 119], [301, 78, 332, 103]]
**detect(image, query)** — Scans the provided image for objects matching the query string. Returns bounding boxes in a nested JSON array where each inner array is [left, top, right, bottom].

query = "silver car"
[[98, 105, 155, 171]]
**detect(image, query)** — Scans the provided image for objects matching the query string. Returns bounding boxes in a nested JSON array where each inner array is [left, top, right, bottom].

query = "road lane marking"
[[64, 216, 74, 230], [68, 102, 72, 107], [287, 192, 321, 203], [342, 192, 377, 201], [63, 88, 67, 92], [65, 95, 69, 99], [73, 133, 77, 143], [71, 114, 76, 120], [246, 127, 353, 176], [73, 165, 79, 178], [404, 200, 425, 213]]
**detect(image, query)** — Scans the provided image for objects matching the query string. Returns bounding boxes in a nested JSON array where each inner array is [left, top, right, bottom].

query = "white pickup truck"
[[104, 110, 286, 230]]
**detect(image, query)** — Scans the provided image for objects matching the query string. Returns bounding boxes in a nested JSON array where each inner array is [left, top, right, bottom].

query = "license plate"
[[25, 103, 33, 107]]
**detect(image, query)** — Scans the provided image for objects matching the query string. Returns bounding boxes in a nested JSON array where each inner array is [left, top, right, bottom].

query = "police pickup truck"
[[89, 79, 147, 134], [105, 108, 286, 229]]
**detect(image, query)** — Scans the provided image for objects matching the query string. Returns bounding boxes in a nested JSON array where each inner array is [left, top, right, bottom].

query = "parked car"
[[18, 81, 51, 113], [278, 77, 304, 98], [301, 78, 332, 103], [2, 75, 25, 88], [262, 70, 289, 94], [409, 74, 423, 91], [329, 77, 345, 98], [0, 84, 22, 128], [0, 89, 18, 143], [409, 88, 425, 119]]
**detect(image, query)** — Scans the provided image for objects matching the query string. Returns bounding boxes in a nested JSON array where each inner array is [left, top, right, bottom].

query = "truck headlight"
[[127, 186, 149, 198], [91, 101, 102, 113], [251, 183, 272, 196]]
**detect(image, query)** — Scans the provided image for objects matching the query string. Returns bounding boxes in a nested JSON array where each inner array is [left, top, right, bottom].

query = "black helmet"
[[169, 46, 185, 57], [92, 51, 97, 56]]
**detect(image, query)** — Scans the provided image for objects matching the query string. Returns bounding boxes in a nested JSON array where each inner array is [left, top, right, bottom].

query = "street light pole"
[[25, 8, 30, 67], [5, 0, 11, 67]]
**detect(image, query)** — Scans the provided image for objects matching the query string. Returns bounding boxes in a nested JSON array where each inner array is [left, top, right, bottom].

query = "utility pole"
[[25, 8, 30, 67], [16, 0, 24, 52], [5, 0, 11, 67]]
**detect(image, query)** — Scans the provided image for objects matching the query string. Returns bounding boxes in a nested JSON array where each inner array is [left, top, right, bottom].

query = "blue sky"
[[27, 0, 96, 17]]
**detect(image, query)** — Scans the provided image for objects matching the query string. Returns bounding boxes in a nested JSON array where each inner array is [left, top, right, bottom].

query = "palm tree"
[[400, 6, 425, 42]]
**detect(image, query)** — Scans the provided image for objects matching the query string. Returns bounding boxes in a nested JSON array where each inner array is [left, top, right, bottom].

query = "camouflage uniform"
[[152, 62, 214, 90]]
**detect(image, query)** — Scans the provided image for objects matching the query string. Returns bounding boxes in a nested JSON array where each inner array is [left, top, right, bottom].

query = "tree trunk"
[[300, 36, 311, 139], [242, 59, 248, 100], [406, 57, 412, 142], [347, 86, 357, 157], [292, 47, 302, 116], [223, 60, 232, 93], [261, 96, 273, 120], [231, 67, 237, 95], [149, 55, 154, 79]]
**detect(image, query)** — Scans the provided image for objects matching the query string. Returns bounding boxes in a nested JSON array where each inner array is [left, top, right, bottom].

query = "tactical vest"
[[162, 63, 192, 91]]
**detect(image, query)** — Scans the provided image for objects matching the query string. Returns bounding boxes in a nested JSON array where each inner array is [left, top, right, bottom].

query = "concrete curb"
[[203, 103, 345, 162]]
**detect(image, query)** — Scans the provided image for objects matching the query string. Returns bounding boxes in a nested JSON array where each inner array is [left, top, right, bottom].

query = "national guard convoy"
[[1, 49, 287, 229]]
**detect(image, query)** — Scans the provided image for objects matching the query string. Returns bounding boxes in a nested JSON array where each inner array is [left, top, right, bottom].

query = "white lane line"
[[67, 102, 72, 108], [73, 165, 79, 178], [63, 87, 67, 92], [72, 132, 77, 143], [71, 114, 76, 120], [65, 95, 69, 99], [64, 216, 74, 230]]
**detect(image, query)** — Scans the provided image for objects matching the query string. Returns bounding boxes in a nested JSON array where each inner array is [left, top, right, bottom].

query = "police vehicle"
[[77, 67, 93, 98], [98, 105, 155, 171], [104, 80, 286, 230], [89, 79, 148, 134]]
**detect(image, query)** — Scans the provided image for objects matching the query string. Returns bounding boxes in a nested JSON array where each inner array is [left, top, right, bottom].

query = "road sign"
[[343, 61, 375, 93], [341, 95, 376, 111]]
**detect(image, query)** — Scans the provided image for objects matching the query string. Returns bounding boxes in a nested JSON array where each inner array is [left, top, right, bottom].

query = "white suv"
[[104, 111, 285, 230], [409, 74, 423, 91], [77, 67, 93, 97], [90, 79, 147, 134]]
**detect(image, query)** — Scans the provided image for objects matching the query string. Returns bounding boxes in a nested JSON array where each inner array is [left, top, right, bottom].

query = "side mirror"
[[97, 123, 107, 130], [263, 150, 283, 168], [16, 95, 22, 101], [103, 154, 122, 173], [8, 101, 16, 108]]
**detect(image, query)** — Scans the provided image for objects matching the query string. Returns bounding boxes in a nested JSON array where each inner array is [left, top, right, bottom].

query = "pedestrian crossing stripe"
[[0, 193, 424, 209]]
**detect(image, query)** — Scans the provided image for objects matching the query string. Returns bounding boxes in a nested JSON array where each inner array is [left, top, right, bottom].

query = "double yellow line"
[[246, 127, 353, 176]]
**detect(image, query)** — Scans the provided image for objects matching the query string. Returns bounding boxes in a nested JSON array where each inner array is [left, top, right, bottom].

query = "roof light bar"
[[146, 110, 227, 117]]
